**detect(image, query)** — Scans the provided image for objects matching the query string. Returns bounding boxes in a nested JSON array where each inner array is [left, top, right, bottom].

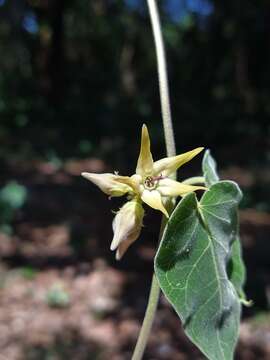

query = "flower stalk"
[[131, 0, 176, 358], [146, 0, 176, 159], [131, 216, 167, 360]]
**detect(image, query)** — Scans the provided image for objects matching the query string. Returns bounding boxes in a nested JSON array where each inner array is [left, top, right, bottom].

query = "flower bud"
[[81, 172, 131, 197], [111, 199, 144, 260]]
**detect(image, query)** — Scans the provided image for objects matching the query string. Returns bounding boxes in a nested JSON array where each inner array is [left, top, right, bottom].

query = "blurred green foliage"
[[20, 266, 38, 280], [0, 0, 268, 166], [46, 283, 70, 308], [0, 181, 27, 234]]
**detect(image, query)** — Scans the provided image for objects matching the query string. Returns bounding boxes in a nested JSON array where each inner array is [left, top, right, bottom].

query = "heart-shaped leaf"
[[202, 150, 246, 300], [155, 181, 243, 360]]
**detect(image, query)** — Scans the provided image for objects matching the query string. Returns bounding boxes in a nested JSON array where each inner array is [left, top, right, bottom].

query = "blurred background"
[[0, 0, 269, 359]]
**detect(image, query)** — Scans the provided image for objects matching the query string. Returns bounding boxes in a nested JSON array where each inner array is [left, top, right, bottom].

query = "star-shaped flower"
[[82, 124, 205, 259]]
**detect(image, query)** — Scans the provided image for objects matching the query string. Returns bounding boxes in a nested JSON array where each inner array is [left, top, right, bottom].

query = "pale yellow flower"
[[82, 124, 205, 259]]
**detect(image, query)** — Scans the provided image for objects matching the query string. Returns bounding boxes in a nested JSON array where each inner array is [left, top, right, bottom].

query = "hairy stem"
[[131, 274, 160, 360], [147, 0, 176, 158], [131, 217, 166, 360], [131, 1, 176, 359]]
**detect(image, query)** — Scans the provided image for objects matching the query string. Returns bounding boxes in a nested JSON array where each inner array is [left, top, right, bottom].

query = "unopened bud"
[[81, 172, 130, 197], [111, 199, 144, 260]]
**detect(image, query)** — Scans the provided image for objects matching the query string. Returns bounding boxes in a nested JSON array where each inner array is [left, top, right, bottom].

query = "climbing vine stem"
[[131, 1, 176, 359]]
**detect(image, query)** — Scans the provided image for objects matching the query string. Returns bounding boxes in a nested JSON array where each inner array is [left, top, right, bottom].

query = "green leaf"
[[202, 149, 219, 187], [202, 150, 247, 302], [227, 236, 247, 302], [155, 181, 243, 360]]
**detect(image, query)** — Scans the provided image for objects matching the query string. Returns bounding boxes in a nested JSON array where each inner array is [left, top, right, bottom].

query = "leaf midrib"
[[198, 205, 227, 360]]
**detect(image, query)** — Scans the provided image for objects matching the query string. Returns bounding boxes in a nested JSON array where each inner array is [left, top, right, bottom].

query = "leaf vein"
[[202, 208, 230, 224], [202, 199, 237, 207]]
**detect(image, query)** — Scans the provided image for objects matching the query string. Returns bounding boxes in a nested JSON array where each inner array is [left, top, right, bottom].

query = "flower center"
[[144, 176, 156, 190], [144, 175, 164, 190]]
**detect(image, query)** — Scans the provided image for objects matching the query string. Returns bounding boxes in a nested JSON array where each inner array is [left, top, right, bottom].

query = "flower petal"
[[114, 174, 141, 194], [116, 236, 137, 260], [153, 147, 204, 176], [111, 200, 144, 260], [136, 124, 154, 176], [81, 172, 131, 197], [158, 178, 206, 197], [141, 189, 169, 217]]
